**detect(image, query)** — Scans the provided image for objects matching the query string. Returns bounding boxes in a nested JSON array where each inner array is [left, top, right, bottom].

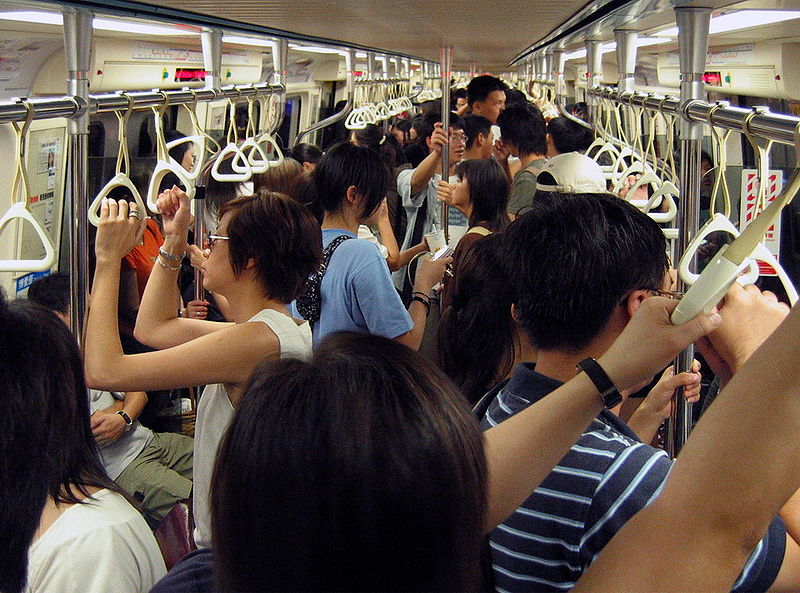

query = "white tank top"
[[192, 309, 312, 548]]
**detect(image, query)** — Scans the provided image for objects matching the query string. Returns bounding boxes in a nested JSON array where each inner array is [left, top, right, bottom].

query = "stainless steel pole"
[[294, 49, 354, 146], [667, 6, 712, 457], [553, 49, 566, 107], [614, 29, 638, 141], [270, 39, 289, 135], [586, 40, 603, 127], [194, 28, 222, 301], [63, 7, 92, 341], [439, 46, 453, 243]]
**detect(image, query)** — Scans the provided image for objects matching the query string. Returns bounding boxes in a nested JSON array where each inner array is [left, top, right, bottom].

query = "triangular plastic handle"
[[89, 172, 147, 226], [240, 138, 269, 174], [147, 161, 195, 214], [678, 214, 759, 286], [644, 181, 679, 224], [212, 143, 253, 182], [0, 202, 56, 272], [256, 133, 285, 166], [165, 134, 206, 181]]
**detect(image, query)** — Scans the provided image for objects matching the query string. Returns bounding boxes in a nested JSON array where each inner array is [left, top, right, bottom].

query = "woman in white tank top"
[[84, 188, 321, 547]]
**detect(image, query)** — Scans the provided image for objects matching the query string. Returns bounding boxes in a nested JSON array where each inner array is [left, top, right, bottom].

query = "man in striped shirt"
[[481, 192, 799, 592]]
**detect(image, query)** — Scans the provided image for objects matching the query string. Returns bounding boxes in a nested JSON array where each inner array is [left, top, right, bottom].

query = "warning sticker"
[[740, 169, 783, 276]]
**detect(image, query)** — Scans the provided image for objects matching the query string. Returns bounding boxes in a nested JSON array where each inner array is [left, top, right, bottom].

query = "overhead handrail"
[[146, 94, 195, 213], [0, 100, 56, 272], [211, 98, 253, 183], [295, 50, 355, 146], [705, 101, 732, 218], [89, 94, 147, 226], [672, 121, 800, 324]]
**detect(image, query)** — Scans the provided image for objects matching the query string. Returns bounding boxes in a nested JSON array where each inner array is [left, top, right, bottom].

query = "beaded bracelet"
[[156, 255, 181, 271]]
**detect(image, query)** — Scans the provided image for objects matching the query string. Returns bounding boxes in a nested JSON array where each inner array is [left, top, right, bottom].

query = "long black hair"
[[436, 233, 518, 405], [455, 159, 510, 231], [211, 332, 487, 592], [0, 293, 120, 593]]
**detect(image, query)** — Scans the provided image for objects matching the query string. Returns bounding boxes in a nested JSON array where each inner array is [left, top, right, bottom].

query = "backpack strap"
[[465, 226, 492, 237], [295, 235, 352, 325]]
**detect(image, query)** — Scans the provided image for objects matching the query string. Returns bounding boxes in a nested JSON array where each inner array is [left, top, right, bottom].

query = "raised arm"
[[410, 123, 446, 194], [574, 286, 800, 593], [482, 297, 721, 531], [374, 198, 429, 272], [85, 198, 273, 394], [134, 188, 231, 349], [394, 254, 450, 351]]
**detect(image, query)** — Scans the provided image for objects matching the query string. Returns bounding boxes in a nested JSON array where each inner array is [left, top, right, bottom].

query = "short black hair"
[[27, 272, 70, 315], [289, 143, 323, 165], [546, 116, 595, 154], [504, 88, 528, 108], [505, 193, 669, 352], [462, 115, 491, 150], [313, 142, 388, 219], [497, 104, 547, 156], [467, 75, 507, 106]]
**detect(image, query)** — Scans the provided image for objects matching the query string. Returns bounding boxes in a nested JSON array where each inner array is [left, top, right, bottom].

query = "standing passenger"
[[466, 75, 507, 124], [461, 114, 495, 161], [296, 142, 449, 350], [83, 190, 320, 549]]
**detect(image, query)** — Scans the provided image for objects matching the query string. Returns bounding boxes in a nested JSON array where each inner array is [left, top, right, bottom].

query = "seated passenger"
[[27, 272, 194, 529], [461, 114, 495, 161], [83, 190, 320, 549], [151, 297, 723, 592], [546, 115, 596, 156], [393, 116, 464, 297], [435, 158, 510, 308], [294, 142, 448, 349], [495, 103, 548, 217], [481, 192, 798, 592], [0, 292, 165, 593]]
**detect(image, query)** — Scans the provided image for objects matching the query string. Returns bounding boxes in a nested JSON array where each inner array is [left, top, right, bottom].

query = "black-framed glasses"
[[205, 233, 230, 249]]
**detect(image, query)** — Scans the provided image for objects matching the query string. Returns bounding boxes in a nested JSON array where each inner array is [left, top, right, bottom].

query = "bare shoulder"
[[208, 320, 281, 359]]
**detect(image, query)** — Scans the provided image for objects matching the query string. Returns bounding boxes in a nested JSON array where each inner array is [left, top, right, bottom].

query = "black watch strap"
[[116, 410, 133, 429], [576, 357, 622, 409]]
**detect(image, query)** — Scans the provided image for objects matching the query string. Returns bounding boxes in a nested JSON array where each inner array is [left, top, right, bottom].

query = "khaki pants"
[[115, 432, 194, 529]]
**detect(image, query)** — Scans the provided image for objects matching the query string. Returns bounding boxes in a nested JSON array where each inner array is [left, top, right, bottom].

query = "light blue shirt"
[[312, 228, 413, 348]]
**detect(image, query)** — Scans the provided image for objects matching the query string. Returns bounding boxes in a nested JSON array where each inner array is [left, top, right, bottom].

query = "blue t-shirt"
[[312, 228, 412, 348]]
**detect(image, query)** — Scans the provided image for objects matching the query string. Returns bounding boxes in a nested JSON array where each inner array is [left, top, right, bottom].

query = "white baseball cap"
[[536, 152, 608, 194]]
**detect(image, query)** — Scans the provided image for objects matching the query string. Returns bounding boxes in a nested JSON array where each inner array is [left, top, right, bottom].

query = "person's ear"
[[345, 185, 361, 207], [511, 303, 523, 325], [624, 289, 650, 321]]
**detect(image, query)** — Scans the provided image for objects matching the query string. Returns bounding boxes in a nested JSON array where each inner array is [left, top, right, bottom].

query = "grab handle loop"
[[0, 100, 57, 272], [211, 99, 253, 183], [146, 99, 195, 213]]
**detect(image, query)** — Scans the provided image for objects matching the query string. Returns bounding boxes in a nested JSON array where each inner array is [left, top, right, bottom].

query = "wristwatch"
[[576, 357, 622, 409], [116, 410, 134, 431]]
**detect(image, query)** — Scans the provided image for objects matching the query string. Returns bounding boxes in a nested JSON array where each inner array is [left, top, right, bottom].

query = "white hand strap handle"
[[89, 98, 147, 226], [643, 181, 679, 224], [255, 131, 284, 166], [240, 98, 269, 174], [211, 100, 253, 182], [146, 104, 195, 213], [678, 213, 797, 305], [0, 102, 56, 272]]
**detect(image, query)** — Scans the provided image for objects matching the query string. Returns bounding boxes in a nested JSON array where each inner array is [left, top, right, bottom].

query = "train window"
[[88, 122, 105, 157], [277, 96, 301, 149]]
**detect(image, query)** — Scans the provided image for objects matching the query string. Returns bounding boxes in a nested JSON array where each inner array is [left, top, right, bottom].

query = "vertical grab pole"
[[667, 6, 712, 457], [439, 46, 453, 243], [63, 7, 92, 341], [614, 29, 638, 141], [586, 40, 603, 128], [194, 28, 223, 302]]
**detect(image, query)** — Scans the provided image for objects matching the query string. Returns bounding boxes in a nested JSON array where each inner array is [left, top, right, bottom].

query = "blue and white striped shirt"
[[480, 363, 785, 593]]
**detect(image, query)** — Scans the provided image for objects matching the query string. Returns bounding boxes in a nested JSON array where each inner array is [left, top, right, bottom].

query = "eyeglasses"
[[617, 288, 684, 307], [205, 233, 229, 249], [449, 133, 468, 146]]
